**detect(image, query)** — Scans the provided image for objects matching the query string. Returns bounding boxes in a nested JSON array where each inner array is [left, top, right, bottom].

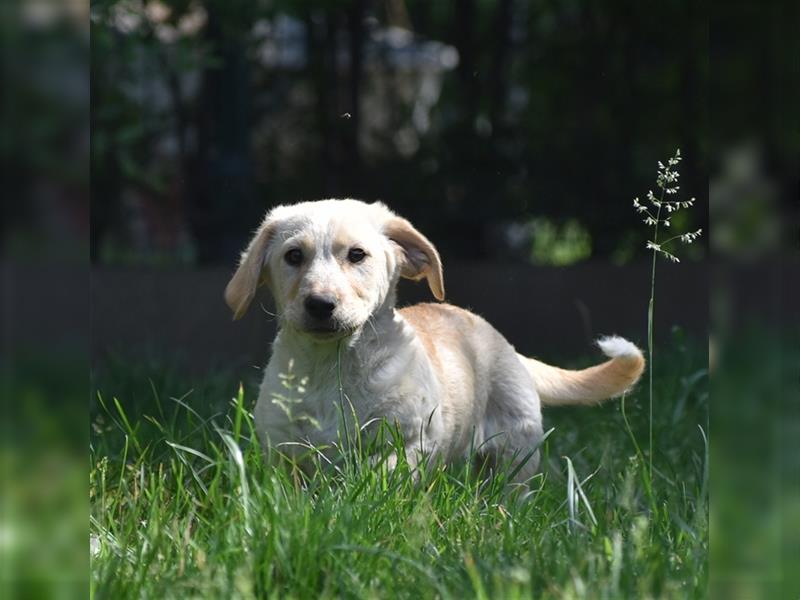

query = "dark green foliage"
[[90, 0, 707, 265]]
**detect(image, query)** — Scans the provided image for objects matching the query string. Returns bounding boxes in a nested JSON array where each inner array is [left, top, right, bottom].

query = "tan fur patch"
[[399, 305, 443, 369], [286, 274, 302, 303]]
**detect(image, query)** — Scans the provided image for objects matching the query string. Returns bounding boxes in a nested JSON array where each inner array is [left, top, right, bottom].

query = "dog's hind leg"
[[479, 346, 545, 484]]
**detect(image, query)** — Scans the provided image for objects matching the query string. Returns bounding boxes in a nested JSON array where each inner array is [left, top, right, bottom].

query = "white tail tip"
[[596, 336, 642, 359]]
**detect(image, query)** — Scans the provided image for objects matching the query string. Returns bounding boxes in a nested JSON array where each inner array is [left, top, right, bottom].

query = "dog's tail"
[[517, 336, 645, 406]]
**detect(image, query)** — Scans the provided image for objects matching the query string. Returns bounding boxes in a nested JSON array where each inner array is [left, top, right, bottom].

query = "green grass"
[[90, 335, 708, 599], [2, 352, 88, 599]]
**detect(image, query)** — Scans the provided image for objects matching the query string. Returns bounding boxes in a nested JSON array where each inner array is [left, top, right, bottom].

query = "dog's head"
[[224, 199, 444, 340]]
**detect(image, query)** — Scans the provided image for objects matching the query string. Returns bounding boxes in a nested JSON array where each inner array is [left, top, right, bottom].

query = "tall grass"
[[633, 149, 703, 478], [90, 337, 707, 599]]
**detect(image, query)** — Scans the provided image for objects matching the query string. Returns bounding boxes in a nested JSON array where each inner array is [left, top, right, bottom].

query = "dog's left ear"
[[224, 214, 277, 320], [384, 216, 445, 301]]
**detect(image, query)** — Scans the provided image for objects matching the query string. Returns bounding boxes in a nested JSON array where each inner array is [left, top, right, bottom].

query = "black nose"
[[304, 294, 336, 320]]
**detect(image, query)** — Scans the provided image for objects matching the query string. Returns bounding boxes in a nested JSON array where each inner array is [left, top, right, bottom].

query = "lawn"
[[90, 333, 708, 599]]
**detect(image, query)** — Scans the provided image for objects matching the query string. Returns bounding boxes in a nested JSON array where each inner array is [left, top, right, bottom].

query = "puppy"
[[225, 199, 644, 481]]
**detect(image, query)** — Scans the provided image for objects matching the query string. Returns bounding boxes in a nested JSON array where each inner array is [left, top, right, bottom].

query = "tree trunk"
[[489, 0, 513, 128], [345, 0, 365, 177], [454, 0, 479, 125], [192, 3, 255, 264]]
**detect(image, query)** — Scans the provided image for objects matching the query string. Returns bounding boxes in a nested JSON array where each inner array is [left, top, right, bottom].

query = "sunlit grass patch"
[[90, 339, 707, 599]]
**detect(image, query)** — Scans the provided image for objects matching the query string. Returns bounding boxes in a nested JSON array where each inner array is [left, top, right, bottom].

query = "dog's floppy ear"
[[224, 214, 277, 320], [384, 216, 445, 301]]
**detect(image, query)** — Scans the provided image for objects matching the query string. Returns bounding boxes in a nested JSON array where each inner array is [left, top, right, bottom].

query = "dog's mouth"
[[301, 323, 358, 341]]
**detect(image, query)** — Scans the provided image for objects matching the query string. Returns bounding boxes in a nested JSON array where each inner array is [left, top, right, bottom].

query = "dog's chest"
[[255, 348, 439, 451], [255, 362, 380, 447], [253, 319, 451, 456]]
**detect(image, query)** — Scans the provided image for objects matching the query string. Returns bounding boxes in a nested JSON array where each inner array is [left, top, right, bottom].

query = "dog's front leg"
[[378, 435, 439, 483]]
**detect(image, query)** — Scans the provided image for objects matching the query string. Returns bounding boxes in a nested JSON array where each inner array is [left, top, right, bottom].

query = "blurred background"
[[88, 0, 712, 369], [2, 0, 798, 598], [90, 0, 708, 267]]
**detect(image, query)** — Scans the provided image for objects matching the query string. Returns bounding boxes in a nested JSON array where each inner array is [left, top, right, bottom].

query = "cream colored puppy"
[[225, 199, 644, 481]]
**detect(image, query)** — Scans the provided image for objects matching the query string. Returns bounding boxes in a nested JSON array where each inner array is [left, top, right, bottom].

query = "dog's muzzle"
[[302, 294, 352, 338]]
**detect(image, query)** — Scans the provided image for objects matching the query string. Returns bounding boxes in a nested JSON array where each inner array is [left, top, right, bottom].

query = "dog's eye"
[[284, 248, 303, 266], [347, 247, 367, 264]]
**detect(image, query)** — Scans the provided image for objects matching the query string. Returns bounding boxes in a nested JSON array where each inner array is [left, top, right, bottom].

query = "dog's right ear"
[[224, 215, 277, 320]]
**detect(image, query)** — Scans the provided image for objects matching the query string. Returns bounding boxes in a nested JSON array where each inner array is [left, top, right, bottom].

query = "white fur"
[[226, 199, 645, 481], [597, 335, 641, 359]]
